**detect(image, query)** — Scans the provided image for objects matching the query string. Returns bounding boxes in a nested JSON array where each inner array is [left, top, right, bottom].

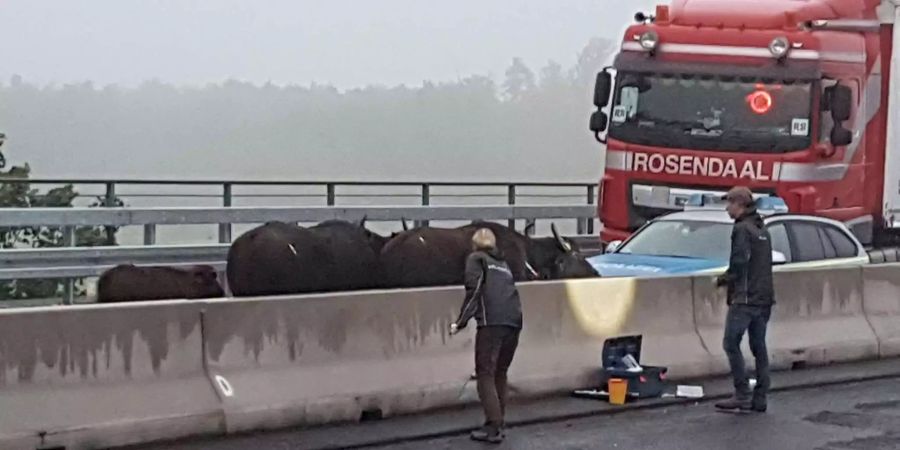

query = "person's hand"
[[449, 323, 459, 335], [715, 275, 726, 288]]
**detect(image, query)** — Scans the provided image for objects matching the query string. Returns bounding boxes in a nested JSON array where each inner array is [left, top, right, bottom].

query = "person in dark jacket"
[[450, 228, 523, 443], [715, 186, 775, 413]]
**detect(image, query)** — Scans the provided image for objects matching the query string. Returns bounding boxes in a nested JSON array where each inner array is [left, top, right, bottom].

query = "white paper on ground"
[[676, 385, 705, 398]]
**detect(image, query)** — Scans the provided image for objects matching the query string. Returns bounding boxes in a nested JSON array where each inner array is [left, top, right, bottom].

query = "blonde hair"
[[471, 228, 497, 250]]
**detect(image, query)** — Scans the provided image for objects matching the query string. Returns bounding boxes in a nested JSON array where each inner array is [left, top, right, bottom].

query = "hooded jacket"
[[454, 250, 523, 329]]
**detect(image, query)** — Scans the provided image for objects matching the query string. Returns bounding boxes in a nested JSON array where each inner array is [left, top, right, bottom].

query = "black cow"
[[379, 222, 597, 289], [226, 218, 388, 296], [97, 264, 224, 303]]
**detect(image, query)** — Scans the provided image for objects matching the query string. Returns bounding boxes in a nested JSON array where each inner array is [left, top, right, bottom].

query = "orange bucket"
[[608, 378, 628, 405]]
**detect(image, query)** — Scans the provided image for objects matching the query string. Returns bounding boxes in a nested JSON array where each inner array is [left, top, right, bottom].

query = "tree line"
[[0, 38, 615, 182]]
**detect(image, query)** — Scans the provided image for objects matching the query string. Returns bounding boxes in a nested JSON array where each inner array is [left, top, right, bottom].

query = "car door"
[[775, 219, 867, 270]]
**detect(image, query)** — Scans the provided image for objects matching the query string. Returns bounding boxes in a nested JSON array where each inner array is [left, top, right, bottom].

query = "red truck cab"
[[590, 0, 900, 247]]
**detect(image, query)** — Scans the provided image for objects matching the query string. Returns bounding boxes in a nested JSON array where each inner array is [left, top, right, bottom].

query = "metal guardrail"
[[0, 178, 600, 305], [0, 205, 595, 227], [0, 244, 229, 280], [3, 178, 599, 234], [0, 205, 595, 245], [0, 205, 600, 305]]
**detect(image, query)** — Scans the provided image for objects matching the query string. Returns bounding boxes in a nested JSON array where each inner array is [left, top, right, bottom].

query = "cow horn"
[[358, 215, 368, 228], [523, 221, 535, 236], [551, 223, 572, 252], [525, 261, 539, 279], [401, 217, 409, 231]]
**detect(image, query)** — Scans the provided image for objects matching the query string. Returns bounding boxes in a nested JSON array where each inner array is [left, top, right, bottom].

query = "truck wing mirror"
[[590, 111, 609, 144], [590, 111, 609, 133], [831, 125, 853, 146], [593, 70, 612, 108], [830, 85, 852, 122]]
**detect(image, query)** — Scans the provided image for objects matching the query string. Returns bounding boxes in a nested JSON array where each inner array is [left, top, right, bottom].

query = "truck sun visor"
[[613, 52, 821, 81]]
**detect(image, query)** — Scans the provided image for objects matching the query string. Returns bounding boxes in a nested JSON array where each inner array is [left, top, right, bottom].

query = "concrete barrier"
[[0, 265, 893, 448], [202, 275, 711, 434], [0, 301, 222, 450], [693, 266, 878, 374], [202, 288, 465, 433], [862, 263, 900, 357]]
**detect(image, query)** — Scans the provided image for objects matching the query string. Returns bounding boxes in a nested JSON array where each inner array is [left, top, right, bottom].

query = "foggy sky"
[[0, 0, 656, 89]]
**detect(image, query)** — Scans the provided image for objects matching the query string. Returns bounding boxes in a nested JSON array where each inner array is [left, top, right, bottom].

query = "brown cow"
[[96, 264, 225, 303]]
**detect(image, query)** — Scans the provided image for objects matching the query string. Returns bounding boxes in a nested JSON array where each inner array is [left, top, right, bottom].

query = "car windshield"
[[617, 220, 733, 260], [608, 72, 813, 153]]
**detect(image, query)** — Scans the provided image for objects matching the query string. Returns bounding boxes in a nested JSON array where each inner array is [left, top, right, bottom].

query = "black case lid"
[[601, 335, 643, 369]]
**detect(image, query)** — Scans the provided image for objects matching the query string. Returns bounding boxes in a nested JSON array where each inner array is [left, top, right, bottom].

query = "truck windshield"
[[608, 72, 813, 153]]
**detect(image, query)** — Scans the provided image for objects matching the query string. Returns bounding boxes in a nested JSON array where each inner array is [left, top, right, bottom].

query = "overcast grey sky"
[[0, 0, 655, 89]]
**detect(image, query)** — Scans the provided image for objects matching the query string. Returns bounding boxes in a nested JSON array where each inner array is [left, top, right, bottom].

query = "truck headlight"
[[768, 37, 790, 58], [639, 31, 659, 51]]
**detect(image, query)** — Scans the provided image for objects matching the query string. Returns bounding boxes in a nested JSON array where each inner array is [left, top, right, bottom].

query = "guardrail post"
[[587, 185, 596, 235], [218, 183, 233, 244], [326, 183, 336, 206], [417, 184, 431, 228], [144, 224, 157, 245], [507, 185, 516, 230], [62, 225, 76, 305], [104, 182, 116, 245]]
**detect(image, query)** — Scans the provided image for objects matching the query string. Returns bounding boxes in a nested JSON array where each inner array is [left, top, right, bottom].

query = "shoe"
[[715, 396, 752, 411], [749, 400, 767, 413], [470, 427, 504, 444]]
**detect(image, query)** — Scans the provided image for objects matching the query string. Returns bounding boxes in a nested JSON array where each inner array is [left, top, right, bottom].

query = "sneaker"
[[470, 427, 504, 444], [715, 396, 752, 411]]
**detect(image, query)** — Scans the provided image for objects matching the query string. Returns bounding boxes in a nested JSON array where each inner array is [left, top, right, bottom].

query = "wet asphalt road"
[[377, 378, 900, 450], [138, 376, 900, 450]]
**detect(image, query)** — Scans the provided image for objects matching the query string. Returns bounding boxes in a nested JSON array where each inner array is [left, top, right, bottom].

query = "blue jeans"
[[723, 304, 772, 403]]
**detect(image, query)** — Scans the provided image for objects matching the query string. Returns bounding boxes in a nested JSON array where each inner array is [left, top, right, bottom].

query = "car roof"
[[657, 210, 732, 223], [655, 210, 854, 230]]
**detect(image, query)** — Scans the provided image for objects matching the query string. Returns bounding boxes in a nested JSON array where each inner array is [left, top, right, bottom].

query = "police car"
[[588, 196, 868, 277]]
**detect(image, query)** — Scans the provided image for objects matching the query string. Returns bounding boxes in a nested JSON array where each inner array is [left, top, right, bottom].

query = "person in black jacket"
[[450, 228, 523, 443], [715, 186, 775, 413]]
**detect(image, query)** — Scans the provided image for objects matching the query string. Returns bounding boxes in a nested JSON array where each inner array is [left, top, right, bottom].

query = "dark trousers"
[[723, 304, 772, 403], [475, 326, 520, 430]]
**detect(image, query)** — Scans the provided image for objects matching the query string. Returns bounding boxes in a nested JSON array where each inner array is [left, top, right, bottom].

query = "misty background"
[[0, 0, 656, 183]]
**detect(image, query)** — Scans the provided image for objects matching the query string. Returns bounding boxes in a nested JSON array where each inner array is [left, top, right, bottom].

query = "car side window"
[[787, 222, 826, 262], [824, 226, 859, 258], [817, 226, 837, 259], [766, 223, 792, 262]]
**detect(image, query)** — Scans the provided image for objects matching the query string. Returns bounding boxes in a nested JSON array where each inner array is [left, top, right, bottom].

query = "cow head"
[[528, 224, 599, 280], [191, 266, 225, 298]]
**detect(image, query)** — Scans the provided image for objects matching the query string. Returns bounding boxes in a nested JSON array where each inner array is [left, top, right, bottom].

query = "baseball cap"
[[722, 186, 754, 206]]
